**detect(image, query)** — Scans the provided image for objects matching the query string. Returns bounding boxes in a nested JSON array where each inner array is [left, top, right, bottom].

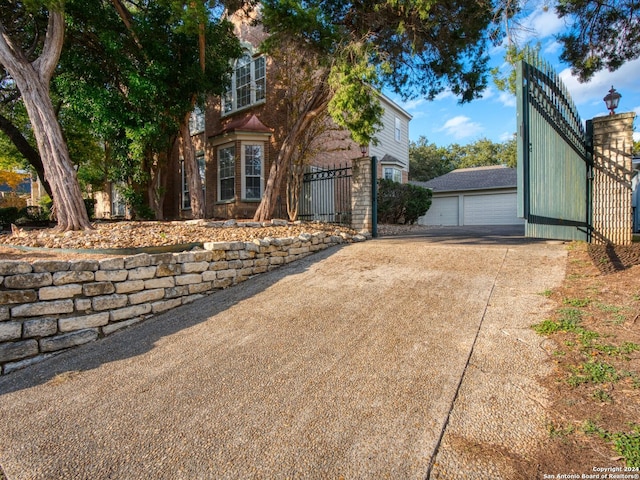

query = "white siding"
[[369, 95, 411, 176]]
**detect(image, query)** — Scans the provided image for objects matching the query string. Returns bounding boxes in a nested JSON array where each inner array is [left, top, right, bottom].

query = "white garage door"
[[418, 196, 458, 226], [463, 193, 522, 225]]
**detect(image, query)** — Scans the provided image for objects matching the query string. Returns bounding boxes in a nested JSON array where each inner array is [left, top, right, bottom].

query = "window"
[[384, 167, 402, 183], [111, 184, 126, 217], [181, 154, 206, 210], [223, 53, 266, 115], [218, 145, 235, 201], [189, 107, 205, 135], [242, 144, 263, 200], [395, 117, 401, 142]]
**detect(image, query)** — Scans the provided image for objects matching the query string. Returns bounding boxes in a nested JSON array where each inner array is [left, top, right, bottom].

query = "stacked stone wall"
[[0, 231, 363, 375]]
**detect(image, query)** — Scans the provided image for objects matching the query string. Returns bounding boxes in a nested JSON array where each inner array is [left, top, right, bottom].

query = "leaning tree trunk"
[[179, 113, 205, 219], [0, 113, 53, 199], [0, 10, 92, 231], [254, 80, 331, 222]]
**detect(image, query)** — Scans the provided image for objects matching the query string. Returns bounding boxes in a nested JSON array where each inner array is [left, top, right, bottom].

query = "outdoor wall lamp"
[[360, 144, 368, 157], [603, 86, 621, 115]]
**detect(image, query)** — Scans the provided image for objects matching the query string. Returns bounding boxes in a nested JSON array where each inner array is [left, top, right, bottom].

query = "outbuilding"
[[412, 165, 524, 226]]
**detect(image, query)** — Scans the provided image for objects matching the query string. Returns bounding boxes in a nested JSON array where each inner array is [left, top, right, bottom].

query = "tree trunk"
[[0, 112, 53, 198], [179, 113, 205, 219], [0, 10, 92, 231], [253, 80, 331, 221], [147, 150, 169, 220], [286, 160, 304, 221]]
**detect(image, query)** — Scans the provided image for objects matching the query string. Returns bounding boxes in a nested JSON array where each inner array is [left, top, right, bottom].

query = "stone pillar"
[[591, 112, 635, 245], [351, 156, 373, 235]]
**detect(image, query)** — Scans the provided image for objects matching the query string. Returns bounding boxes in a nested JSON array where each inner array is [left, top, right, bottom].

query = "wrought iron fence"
[[298, 164, 352, 226]]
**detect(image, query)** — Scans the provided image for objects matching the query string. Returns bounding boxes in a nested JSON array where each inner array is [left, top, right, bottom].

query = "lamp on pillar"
[[360, 144, 368, 157], [603, 86, 621, 115]]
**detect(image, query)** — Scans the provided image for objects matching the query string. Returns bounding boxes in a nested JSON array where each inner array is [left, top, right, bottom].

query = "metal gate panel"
[[298, 164, 352, 226], [517, 52, 592, 241]]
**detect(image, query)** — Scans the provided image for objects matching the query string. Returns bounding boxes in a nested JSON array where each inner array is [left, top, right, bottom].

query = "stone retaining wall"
[[0, 231, 362, 375]]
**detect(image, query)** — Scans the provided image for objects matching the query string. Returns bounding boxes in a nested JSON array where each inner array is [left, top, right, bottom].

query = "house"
[[412, 165, 524, 226], [95, 11, 411, 221]]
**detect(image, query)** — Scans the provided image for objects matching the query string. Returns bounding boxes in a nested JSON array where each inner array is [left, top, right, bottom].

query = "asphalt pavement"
[[0, 228, 567, 479]]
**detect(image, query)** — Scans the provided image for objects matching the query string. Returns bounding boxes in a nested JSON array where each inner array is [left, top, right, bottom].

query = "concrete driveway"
[[0, 233, 566, 479]]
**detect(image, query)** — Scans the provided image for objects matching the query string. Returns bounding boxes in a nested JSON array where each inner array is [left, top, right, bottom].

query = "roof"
[[410, 165, 517, 192], [213, 114, 272, 136]]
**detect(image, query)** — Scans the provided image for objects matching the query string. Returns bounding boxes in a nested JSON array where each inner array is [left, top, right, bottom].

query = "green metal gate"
[[517, 51, 593, 241]]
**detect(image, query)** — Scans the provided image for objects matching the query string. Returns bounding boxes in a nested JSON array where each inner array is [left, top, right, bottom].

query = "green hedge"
[[377, 179, 432, 224]]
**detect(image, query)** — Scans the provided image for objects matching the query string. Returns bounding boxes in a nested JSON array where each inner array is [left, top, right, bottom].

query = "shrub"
[[0, 206, 20, 228], [377, 179, 432, 224]]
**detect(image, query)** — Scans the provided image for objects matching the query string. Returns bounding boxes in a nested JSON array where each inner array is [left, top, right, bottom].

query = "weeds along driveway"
[[0, 236, 566, 479]]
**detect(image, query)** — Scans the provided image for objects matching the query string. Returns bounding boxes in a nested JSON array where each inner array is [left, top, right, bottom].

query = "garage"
[[412, 166, 524, 227], [420, 196, 458, 226], [463, 192, 520, 225]]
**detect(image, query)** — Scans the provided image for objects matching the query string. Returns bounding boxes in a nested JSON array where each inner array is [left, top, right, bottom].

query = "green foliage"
[[377, 179, 432, 225], [584, 422, 640, 467], [405, 184, 432, 224], [52, 0, 243, 215], [567, 360, 619, 386], [261, 0, 498, 146], [409, 136, 517, 182], [328, 43, 384, 146], [408, 136, 454, 182], [563, 297, 591, 308], [556, 0, 640, 81], [119, 186, 155, 221], [0, 207, 20, 227]]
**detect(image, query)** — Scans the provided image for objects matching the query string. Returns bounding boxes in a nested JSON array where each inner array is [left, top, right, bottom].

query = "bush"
[[0, 207, 20, 228], [84, 198, 96, 220], [377, 179, 432, 224]]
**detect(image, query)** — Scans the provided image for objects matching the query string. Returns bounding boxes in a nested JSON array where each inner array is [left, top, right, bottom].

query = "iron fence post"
[[371, 156, 378, 238]]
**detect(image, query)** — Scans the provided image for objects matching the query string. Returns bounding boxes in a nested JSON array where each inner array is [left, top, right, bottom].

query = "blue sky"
[[386, 4, 640, 147]]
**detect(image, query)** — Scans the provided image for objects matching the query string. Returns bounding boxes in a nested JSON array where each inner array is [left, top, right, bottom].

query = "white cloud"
[[559, 58, 640, 107], [498, 91, 516, 108], [480, 86, 496, 101], [634, 131, 640, 142], [435, 89, 456, 101], [499, 131, 516, 142], [400, 97, 427, 111], [513, 6, 567, 44], [439, 116, 484, 140], [543, 40, 561, 55]]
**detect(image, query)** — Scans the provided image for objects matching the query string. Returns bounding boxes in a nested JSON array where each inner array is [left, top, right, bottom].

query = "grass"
[[531, 244, 640, 469], [583, 421, 640, 467], [567, 360, 619, 387], [563, 297, 591, 308]]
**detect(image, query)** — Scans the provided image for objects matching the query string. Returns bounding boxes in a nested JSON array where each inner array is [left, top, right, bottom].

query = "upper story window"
[[223, 53, 266, 115], [394, 117, 401, 142], [189, 107, 205, 135]]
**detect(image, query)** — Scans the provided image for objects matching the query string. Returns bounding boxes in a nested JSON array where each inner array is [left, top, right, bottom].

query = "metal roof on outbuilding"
[[410, 165, 517, 193]]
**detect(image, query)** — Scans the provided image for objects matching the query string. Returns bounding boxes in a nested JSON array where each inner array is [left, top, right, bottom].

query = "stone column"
[[591, 112, 635, 245], [351, 156, 373, 235]]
